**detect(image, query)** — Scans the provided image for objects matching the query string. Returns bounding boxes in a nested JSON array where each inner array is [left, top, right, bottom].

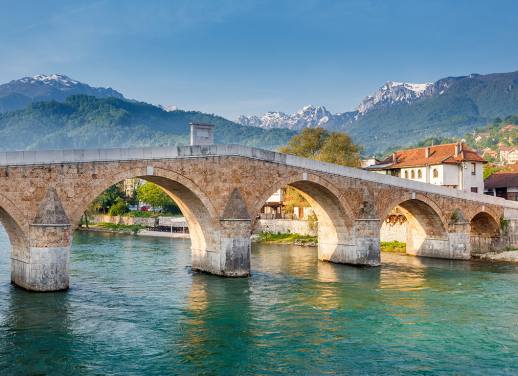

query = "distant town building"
[[260, 189, 285, 219], [123, 178, 142, 198], [482, 147, 498, 160], [365, 142, 486, 193], [499, 145, 518, 164]]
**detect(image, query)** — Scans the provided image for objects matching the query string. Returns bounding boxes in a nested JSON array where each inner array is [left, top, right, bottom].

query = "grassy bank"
[[256, 232, 407, 252], [87, 222, 145, 234], [380, 241, 406, 253], [255, 232, 317, 246]]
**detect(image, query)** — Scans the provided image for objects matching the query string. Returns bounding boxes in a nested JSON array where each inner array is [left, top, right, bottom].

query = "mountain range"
[[0, 74, 294, 151], [238, 71, 518, 154], [1, 71, 518, 154]]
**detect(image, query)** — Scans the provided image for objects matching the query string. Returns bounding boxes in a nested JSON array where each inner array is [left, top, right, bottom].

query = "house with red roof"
[[365, 142, 486, 193]]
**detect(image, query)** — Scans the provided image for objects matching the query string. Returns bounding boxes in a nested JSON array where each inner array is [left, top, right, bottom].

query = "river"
[[0, 229, 517, 375]]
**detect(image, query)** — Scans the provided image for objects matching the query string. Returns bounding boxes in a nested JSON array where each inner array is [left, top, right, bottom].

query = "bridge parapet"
[[1, 144, 517, 210]]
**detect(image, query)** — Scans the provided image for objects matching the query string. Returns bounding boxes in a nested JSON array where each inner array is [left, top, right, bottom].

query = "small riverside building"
[[365, 142, 486, 193], [485, 172, 518, 201]]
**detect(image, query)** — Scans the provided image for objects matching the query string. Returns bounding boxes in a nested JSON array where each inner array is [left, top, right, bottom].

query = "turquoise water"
[[0, 230, 517, 375]]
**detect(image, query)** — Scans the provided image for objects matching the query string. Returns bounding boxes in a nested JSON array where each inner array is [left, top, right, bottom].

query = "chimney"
[[392, 152, 397, 163], [190, 123, 214, 146], [425, 146, 430, 158], [454, 141, 462, 157]]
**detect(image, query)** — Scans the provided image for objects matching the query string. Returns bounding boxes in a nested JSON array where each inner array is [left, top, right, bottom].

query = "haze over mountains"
[[238, 71, 518, 153], [0, 74, 294, 151], [0, 71, 517, 154]]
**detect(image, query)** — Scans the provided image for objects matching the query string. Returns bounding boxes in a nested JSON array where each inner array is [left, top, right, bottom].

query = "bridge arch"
[[252, 172, 356, 263], [0, 193, 29, 264], [379, 193, 448, 256], [69, 166, 220, 269], [469, 211, 501, 254]]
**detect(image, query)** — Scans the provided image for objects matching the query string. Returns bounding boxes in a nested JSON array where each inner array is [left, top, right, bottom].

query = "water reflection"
[[178, 273, 253, 374], [0, 288, 75, 374], [0, 230, 516, 374]]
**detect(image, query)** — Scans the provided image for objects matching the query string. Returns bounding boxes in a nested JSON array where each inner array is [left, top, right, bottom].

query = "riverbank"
[[252, 232, 407, 253], [478, 250, 518, 263], [252, 232, 318, 246], [78, 224, 189, 239]]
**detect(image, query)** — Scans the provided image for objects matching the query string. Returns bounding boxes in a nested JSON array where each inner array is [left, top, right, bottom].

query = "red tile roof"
[[374, 143, 485, 169]]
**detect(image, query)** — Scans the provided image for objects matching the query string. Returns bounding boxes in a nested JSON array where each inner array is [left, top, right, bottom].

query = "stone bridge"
[[1, 144, 517, 291]]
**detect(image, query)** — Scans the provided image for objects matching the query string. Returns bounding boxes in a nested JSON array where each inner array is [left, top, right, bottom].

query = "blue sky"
[[1, 0, 517, 119]]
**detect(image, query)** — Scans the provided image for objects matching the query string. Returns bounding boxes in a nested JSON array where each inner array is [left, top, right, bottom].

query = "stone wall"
[[380, 221, 407, 242], [90, 215, 187, 228], [91, 215, 155, 226], [254, 219, 317, 236]]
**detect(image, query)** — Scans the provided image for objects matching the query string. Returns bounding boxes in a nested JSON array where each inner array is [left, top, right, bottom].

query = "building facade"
[[365, 142, 486, 193], [499, 146, 518, 164]]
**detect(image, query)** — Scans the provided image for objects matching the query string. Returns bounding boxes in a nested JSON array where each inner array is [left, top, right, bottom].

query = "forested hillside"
[[0, 95, 295, 151]]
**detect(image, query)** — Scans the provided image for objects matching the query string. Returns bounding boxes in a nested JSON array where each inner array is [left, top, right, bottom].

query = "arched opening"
[[0, 208, 28, 264], [381, 199, 448, 257], [253, 176, 364, 265], [0, 199, 30, 287], [72, 172, 221, 275], [470, 212, 500, 254]]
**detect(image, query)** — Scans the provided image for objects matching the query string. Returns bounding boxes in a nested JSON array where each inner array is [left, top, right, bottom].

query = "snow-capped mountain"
[[238, 80, 439, 130], [0, 74, 124, 112], [357, 81, 434, 114], [238, 105, 356, 131]]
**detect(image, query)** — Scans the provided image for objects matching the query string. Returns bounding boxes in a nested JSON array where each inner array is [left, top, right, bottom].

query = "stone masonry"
[[0, 144, 517, 291]]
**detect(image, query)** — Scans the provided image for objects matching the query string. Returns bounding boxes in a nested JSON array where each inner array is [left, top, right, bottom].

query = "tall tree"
[[279, 127, 328, 159], [279, 127, 361, 167], [93, 183, 126, 213], [316, 132, 361, 167]]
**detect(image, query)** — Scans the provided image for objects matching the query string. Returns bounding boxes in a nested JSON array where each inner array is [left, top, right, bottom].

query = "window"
[[404, 171, 408, 179], [411, 170, 415, 179], [471, 163, 476, 176], [432, 168, 439, 178], [471, 187, 478, 193], [417, 169, 422, 179]]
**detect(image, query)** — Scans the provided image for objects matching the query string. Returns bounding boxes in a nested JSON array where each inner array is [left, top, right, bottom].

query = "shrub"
[[108, 198, 129, 216]]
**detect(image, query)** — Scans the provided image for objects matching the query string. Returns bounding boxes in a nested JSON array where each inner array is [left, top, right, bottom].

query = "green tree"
[[316, 132, 361, 167], [279, 127, 361, 167], [137, 182, 175, 211], [93, 183, 125, 213], [108, 197, 129, 216], [484, 164, 504, 180], [279, 127, 329, 159]]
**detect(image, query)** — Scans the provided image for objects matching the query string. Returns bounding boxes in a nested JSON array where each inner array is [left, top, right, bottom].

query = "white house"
[[499, 146, 518, 164], [365, 142, 486, 193]]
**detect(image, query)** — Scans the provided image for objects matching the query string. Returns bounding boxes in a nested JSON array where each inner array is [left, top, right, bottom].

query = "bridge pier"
[[191, 220, 251, 277], [405, 220, 471, 260], [11, 187, 72, 292], [318, 219, 380, 267], [12, 224, 71, 291]]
